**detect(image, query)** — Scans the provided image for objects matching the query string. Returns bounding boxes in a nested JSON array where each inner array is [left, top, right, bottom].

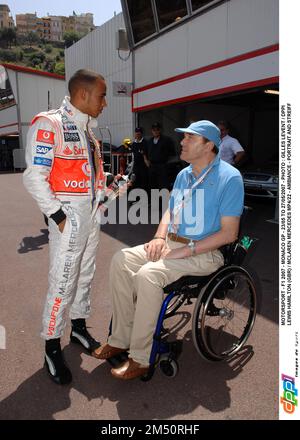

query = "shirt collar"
[[188, 154, 220, 180], [221, 134, 230, 141], [60, 96, 98, 129]]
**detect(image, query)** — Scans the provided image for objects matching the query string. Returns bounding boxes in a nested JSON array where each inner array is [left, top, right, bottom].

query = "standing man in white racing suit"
[[23, 69, 107, 385]]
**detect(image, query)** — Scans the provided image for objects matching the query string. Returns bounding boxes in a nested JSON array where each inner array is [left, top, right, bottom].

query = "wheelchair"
[[141, 209, 257, 381], [107, 208, 257, 381]]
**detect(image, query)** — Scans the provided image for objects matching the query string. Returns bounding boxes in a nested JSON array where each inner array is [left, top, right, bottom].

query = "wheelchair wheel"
[[192, 267, 257, 361], [159, 357, 179, 377]]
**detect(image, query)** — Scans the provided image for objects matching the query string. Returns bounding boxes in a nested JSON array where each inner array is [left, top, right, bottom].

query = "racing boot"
[[70, 318, 101, 353], [44, 338, 72, 385]]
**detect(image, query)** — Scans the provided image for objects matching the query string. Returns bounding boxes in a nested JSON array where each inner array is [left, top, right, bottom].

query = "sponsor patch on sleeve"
[[35, 145, 53, 154], [36, 129, 55, 144], [33, 157, 52, 167]]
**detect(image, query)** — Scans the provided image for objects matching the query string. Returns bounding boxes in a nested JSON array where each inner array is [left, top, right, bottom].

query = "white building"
[[65, 0, 278, 166], [0, 63, 65, 170], [49, 15, 64, 42], [121, 0, 279, 165], [65, 13, 132, 147]]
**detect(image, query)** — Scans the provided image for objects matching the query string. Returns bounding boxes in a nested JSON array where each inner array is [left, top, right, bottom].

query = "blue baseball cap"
[[175, 120, 221, 148]]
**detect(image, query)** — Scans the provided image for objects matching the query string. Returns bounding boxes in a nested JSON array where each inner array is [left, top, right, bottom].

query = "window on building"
[[127, 0, 156, 43], [0, 65, 16, 110], [155, 0, 188, 29], [191, 0, 216, 12]]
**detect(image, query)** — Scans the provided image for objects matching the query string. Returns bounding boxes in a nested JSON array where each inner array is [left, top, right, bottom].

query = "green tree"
[[54, 62, 65, 75], [18, 50, 24, 62], [26, 31, 40, 47], [45, 44, 53, 53], [44, 58, 55, 73], [63, 31, 81, 48], [0, 49, 17, 62], [29, 52, 45, 63], [28, 56, 41, 67]]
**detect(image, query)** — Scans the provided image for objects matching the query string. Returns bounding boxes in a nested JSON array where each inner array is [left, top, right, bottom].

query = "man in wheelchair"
[[93, 120, 244, 380]]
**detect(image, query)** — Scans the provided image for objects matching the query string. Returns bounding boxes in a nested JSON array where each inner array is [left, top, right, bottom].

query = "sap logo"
[[36, 145, 52, 154], [64, 180, 89, 189], [0, 324, 6, 349], [281, 374, 298, 414]]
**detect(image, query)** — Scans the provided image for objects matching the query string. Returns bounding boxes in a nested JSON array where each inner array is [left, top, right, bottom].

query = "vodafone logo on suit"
[[36, 129, 55, 144]]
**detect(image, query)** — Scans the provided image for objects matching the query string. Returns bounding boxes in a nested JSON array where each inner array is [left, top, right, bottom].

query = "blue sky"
[[7, 0, 122, 26]]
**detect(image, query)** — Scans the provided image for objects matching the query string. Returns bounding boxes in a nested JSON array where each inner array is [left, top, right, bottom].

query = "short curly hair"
[[68, 69, 105, 97]]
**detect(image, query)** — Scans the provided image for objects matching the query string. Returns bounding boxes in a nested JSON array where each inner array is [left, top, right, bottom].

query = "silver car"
[[242, 168, 278, 199]]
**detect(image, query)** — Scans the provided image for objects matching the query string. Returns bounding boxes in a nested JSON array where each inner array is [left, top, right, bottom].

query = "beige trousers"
[[108, 240, 224, 365]]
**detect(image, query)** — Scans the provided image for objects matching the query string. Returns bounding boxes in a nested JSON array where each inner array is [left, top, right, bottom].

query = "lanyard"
[[183, 165, 213, 205], [170, 165, 213, 233]]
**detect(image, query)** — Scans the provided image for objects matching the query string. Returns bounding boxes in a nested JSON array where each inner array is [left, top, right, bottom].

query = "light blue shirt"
[[168, 156, 244, 240]]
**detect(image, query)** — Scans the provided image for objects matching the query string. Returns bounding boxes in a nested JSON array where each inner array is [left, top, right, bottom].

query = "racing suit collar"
[[60, 96, 98, 129]]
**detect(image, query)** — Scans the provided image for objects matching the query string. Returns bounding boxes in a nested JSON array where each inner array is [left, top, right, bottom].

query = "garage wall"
[[16, 72, 66, 148], [139, 101, 250, 156], [0, 106, 18, 137], [1, 68, 66, 148], [134, 0, 279, 89], [252, 109, 279, 165]]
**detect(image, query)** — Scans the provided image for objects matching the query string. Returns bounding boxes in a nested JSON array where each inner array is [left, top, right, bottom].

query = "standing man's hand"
[[58, 218, 66, 233]]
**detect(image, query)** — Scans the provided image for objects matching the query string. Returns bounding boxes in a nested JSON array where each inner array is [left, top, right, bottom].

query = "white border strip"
[[279, 0, 300, 420]]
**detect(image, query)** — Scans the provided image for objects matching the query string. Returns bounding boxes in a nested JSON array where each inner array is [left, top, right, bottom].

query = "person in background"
[[146, 122, 175, 190], [23, 69, 107, 385], [119, 138, 131, 175], [217, 120, 245, 167], [130, 127, 149, 192]]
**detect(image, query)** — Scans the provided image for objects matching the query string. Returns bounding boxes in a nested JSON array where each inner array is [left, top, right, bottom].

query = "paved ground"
[[0, 173, 278, 420]]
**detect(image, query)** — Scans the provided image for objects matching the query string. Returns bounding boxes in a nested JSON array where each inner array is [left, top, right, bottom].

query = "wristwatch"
[[188, 240, 196, 256]]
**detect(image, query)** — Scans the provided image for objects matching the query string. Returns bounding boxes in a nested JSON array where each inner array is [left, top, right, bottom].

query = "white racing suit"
[[23, 97, 105, 339]]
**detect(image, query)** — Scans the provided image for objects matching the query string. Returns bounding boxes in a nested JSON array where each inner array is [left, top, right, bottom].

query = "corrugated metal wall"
[[65, 13, 132, 147]]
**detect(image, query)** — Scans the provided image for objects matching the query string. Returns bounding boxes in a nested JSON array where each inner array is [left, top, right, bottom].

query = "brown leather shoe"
[[111, 358, 149, 380], [92, 343, 128, 360]]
